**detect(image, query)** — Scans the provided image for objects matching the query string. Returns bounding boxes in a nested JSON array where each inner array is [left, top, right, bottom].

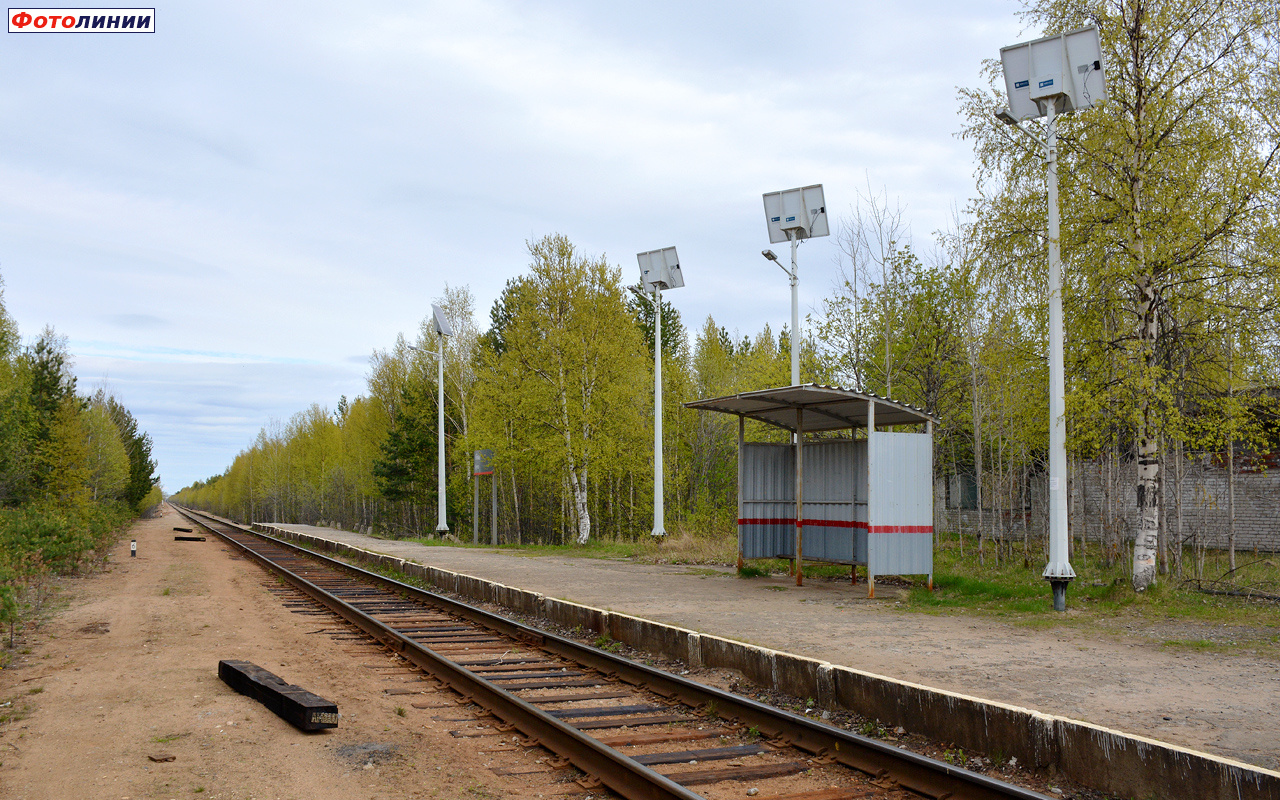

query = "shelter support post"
[[795, 407, 804, 587], [867, 400, 875, 599], [473, 476, 480, 544], [491, 473, 498, 546], [851, 421, 858, 586], [737, 415, 745, 572], [927, 419, 935, 592]]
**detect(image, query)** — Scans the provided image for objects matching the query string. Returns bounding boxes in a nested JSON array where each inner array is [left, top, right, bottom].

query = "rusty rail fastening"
[[174, 505, 1052, 800]]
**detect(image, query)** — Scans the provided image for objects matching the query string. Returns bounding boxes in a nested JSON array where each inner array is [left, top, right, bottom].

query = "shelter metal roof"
[[683, 384, 938, 433]]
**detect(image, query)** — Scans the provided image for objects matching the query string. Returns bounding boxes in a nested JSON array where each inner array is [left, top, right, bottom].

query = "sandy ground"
[[0, 507, 582, 800], [272, 523, 1280, 772]]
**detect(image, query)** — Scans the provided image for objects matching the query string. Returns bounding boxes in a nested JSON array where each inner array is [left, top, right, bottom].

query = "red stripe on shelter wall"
[[737, 518, 933, 535]]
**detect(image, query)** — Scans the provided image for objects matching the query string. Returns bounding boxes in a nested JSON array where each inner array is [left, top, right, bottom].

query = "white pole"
[[1042, 98, 1074, 609], [652, 288, 665, 537], [789, 232, 800, 386], [436, 330, 448, 533]]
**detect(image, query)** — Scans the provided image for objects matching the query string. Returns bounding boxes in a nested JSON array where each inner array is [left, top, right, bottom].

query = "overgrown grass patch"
[[903, 534, 1280, 652], [391, 527, 738, 566]]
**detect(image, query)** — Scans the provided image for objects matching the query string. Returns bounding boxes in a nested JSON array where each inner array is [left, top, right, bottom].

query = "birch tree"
[[477, 234, 647, 544], [960, 0, 1280, 590]]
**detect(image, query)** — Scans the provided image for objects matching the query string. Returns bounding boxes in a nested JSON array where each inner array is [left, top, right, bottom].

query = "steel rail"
[[176, 506, 1051, 800], [175, 506, 700, 800]]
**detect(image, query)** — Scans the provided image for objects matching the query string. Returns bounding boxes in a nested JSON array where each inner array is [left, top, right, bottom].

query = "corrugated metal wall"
[[739, 440, 868, 563], [868, 431, 933, 577], [739, 443, 795, 559]]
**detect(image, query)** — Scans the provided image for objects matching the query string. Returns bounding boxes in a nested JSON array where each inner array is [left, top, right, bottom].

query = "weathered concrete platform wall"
[[253, 523, 1280, 800]]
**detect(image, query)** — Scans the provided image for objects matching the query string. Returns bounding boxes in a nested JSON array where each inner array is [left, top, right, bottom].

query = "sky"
[[0, 0, 1032, 492]]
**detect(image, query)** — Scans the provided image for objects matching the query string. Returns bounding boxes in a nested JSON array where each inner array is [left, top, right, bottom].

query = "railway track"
[[174, 506, 1052, 800]]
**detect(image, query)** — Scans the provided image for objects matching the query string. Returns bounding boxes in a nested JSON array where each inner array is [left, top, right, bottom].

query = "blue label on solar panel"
[[1039, 78, 1054, 88], [1014, 80, 1029, 88], [786, 216, 796, 222], [771, 216, 780, 222]]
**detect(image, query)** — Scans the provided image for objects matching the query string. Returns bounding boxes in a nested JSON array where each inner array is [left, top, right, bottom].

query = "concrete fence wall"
[[936, 460, 1280, 554], [252, 523, 1280, 800]]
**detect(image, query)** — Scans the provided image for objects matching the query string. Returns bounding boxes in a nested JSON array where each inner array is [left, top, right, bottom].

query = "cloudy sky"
[[1, 1, 1031, 491]]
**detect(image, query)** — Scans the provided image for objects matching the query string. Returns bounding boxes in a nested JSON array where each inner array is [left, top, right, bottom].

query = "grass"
[[738, 559, 855, 580], [1160, 638, 1232, 653], [0, 698, 32, 724], [383, 528, 738, 566], [682, 567, 731, 577], [593, 632, 623, 653], [902, 534, 1280, 654]]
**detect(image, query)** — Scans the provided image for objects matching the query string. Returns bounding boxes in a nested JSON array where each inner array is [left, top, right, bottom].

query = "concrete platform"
[[266, 523, 1280, 782]]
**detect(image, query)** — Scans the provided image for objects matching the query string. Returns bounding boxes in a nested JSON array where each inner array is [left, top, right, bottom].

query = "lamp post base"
[[1048, 578, 1072, 612]]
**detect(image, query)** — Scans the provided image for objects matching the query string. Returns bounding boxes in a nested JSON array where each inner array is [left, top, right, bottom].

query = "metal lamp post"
[[434, 317, 448, 534], [410, 303, 454, 536], [997, 26, 1107, 611], [636, 247, 685, 538], [761, 247, 800, 386]]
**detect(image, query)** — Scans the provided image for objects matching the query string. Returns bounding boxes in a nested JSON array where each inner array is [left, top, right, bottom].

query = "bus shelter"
[[685, 384, 936, 597]]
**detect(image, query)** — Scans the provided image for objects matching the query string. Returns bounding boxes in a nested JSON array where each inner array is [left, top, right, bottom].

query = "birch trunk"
[[1131, 285, 1161, 590], [1227, 435, 1236, 572], [1129, 1, 1160, 591], [1174, 441, 1183, 578], [971, 350, 984, 566]]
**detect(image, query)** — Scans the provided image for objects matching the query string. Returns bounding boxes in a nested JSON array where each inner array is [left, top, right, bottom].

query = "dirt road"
[[0, 508, 573, 800]]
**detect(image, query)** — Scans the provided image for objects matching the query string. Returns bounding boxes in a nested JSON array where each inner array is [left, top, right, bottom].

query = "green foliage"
[[592, 632, 622, 653], [372, 384, 439, 505], [98, 391, 159, 511], [82, 401, 129, 502], [472, 234, 650, 544], [0, 269, 154, 656]]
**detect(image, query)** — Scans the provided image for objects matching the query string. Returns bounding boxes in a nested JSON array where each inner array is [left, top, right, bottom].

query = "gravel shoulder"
[[275, 523, 1280, 771]]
